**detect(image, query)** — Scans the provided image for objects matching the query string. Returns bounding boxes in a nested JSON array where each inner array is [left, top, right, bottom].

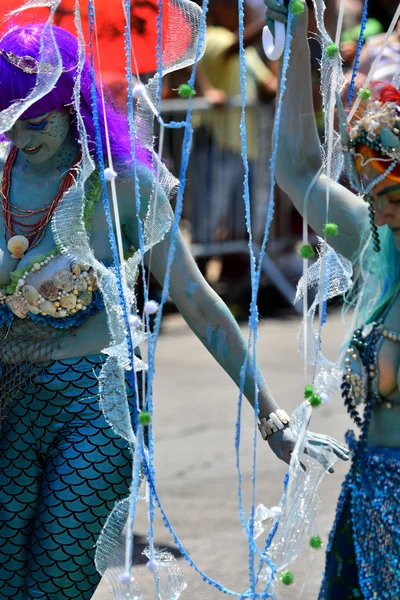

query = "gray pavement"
[[92, 310, 353, 600]]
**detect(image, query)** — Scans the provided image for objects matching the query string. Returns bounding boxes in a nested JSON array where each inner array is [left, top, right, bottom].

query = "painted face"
[[358, 162, 400, 250], [4, 109, 71, 165]]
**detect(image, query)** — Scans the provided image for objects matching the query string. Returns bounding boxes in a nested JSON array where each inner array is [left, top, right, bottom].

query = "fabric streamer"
[[2, 0, 394, 598]]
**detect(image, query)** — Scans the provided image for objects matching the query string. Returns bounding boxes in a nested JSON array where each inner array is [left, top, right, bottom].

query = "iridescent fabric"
[[319, 442, 400, 600], [0, 354, 143, 600]]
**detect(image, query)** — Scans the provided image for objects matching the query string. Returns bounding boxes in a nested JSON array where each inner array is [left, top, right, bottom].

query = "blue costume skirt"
[[0, 354, 141, 600], [319, 443, 400, 600]]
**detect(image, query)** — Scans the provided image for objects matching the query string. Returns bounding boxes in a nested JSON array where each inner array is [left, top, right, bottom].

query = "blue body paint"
[[205, 323, 228, 361], [185, 280, 198, 306]]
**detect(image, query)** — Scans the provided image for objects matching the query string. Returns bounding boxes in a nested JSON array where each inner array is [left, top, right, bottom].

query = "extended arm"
[[267, 0, 368, 260], [119, 166, 278, 419], [117, 164, 349, 467]]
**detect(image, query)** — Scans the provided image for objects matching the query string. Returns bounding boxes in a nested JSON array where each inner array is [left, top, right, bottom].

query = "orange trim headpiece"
[[350, 82, 400, 182]]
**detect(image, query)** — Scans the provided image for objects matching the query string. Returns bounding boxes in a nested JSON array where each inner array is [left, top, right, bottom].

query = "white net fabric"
[[295, 238, 353, 399], [310, 0, 346, 181], [0, 0, 203, 597]]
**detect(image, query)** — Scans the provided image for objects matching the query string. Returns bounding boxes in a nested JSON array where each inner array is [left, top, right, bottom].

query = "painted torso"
[[344, 293, 400, 447], [369, 294, 400, 446], [0, 142, 134, 359]]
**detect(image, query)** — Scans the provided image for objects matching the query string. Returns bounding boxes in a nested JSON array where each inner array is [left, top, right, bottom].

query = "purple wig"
[[0, 24, 150, 169]]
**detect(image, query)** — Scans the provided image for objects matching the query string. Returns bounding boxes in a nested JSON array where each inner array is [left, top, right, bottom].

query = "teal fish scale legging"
[[0, 354, 139, 600]]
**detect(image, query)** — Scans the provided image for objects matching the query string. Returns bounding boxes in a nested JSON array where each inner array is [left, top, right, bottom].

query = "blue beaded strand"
[[346, 0, 369, 109]]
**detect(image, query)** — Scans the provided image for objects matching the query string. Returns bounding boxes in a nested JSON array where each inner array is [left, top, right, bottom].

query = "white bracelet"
[[258, 409, 290, 440]]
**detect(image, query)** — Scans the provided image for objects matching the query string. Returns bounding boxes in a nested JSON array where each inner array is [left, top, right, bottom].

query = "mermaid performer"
[[0, 17, 349, 600], [265, 0, 400, 597]]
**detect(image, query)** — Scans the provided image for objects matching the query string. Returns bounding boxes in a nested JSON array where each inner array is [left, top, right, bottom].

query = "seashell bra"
[[0, 253, 104, 329], [0, 142, 105, 329]]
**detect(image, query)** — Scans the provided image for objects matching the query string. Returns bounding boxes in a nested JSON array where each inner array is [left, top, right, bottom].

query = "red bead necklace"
[[1, 144, 82, 254]]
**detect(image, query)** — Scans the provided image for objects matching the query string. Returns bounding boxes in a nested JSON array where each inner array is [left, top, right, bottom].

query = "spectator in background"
[[190, 0, 276, 250], [345, 18, 400, 89]]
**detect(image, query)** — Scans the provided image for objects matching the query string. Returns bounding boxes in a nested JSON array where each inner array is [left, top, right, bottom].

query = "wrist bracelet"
[[258, 409, 290, 440]]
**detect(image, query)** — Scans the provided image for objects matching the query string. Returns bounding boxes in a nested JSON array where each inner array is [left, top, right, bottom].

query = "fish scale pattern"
[[0, 354, 141, 600]]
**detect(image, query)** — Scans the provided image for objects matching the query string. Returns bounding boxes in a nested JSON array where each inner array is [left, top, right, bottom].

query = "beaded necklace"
[[1, 144, 82, 257], [342, 310, 400, 433]]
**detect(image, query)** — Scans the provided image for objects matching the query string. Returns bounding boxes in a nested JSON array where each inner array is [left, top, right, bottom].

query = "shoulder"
[[115, 161, 157, 220], [116, 161, 154, 195]]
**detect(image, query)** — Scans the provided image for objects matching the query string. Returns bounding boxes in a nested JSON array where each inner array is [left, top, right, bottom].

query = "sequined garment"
[[319, 321, 400, 600]]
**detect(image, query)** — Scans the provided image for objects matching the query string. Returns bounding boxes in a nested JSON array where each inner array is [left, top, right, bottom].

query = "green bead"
[[290, 0, 305, 14], [138, 411, 152, 425], [299, 244, 315, 259], [280, 571, 295, 585], [323, 222, 339, 236], [357, 87, 372, 101], [178, 83, 196, 98], [304, 385, 314, 399], [309, 535, 323, 549], [309, 394, 322, 407], [325, 43, 340, 59]]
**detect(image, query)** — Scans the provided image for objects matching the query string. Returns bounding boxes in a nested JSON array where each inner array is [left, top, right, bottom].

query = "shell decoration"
[[70, 260, 81, 276], [6, 295, 29, 318], [77, 290, 92, 306], [1, 251, 100, 320], [87, 271, 98, 291], [74, 277, 87, 293], [7, 235, 29, 259], [22, 285, 40, 306], [28, 304, 41, 315], [38, 300, 58, 317], [60, 294, 77, 310], [39, 280, 59, 301], [53, 270, 74, 292]]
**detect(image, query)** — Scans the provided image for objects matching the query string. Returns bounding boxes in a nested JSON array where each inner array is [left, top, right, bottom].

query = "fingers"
[[264, 0, 288, 15], [307, 433, 350, 460], [266, 9, 288, 24], [289, 451, 306, 471], [304, 446, 335, 474]]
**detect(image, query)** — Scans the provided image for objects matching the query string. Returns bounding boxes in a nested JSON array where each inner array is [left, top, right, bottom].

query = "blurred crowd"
[[157, 0, 400, 318]]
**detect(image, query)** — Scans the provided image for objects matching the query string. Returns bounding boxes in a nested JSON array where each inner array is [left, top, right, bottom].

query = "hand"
[[264, 0, 289, 37], [204, 88, 227, 108], [267, 426, 350, 473]]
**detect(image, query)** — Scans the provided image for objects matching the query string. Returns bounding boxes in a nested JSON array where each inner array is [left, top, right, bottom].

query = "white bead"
[[132, 83, 146, 99], [146, 559, 158, 574], [104, 167, 117, 182], [119, 572, 131, 583], [144, 300, 159, 315], [18, 279, 25, 287], [33, 263, 41, 270], [129, 315, 141, 329]]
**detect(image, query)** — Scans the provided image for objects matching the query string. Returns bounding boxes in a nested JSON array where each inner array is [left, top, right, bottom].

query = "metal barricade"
[[160, 96, 301, 312]]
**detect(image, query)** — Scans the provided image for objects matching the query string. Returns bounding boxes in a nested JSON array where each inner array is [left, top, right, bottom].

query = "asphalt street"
[[92, 309, 353, 600]]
